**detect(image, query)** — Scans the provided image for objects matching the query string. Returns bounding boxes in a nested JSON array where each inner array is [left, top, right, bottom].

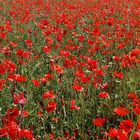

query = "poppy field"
[[0, 0, 140, 139]]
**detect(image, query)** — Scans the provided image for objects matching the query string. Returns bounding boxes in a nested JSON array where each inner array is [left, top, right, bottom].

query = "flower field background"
[[0, 0, 140, 139]]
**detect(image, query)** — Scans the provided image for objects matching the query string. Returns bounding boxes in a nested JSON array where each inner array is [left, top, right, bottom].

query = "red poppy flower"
[[94, 69, 105, 76], [133, 131, 140, 139], [25, 39, 33, 47], [70, 100, 80, 111], [4, 107, 19, 124], [107, 128, 118, 138], [60, 50, 71, 57], [135, 58, 140, 64], [118, 43, 125, 49], [46, 36, 53, 45], [55, 65, 64, 74], [21, 110, 29, 118], [42, 91, 56, 99], [13, 92, 27, 105], [4, 121, 19, 139], [31, 79, 41, 87], [137, 120, 140, 129], [93, 118, 106, 127], [101, 83, 108, 89], [87, 58, 98, 69], [52, 117, 60, 123], [0, 85, 3, 91], [132, 98, 140, 107], [119, 119, 133, 134], [114, 107, 130, 116], [3, 59, 17, 73], [81, 76, 90, 83], [15, 75, 27, 83], [72, 83, 84, 92], [46, 101, 57, 112], [37, 112, 44, 117], [78, 35, 85, 42], [16, 49, 25, 57], [0, 128, 8, 137], [75, 69, 85, 77], [113, 71, 123, 79], [10, 41, 17, 48], [0, 79, 6, 85], [130, 49, 140, 57], [133, 108, 140, 115], [43, 46, 52, 54], [19, 129, 35, 140], [99, 92, 109, 98], [117, 131, 128, 140], [128, 92, 138, 99]]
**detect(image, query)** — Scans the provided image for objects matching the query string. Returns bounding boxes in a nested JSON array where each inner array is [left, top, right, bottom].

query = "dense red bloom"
[[130, 49, 140, 57], [137, 120, 140, 129], [113, 71, 123, 79], [0, 121, 35, 140], [4, 121, 19, 139], [70, 100, 80, 111], [43, 46, 52, 54], [55, 65, 64, 74], [3, 59, 17, 73], [37, 112, 44, 117], [81, 76, 90, 83], [0, 79, 6, 91], [78, 35, 85, 42], [42, 91, 56, 99], [1, 46, 11, 55], [19, 129, 35, 140], [72, 83, 84, 92], [0, 85, 3, 91], [7, 74, 16, 81], [46, 36, 53, 45], [46, 101, 57, 112], [93, 118, 106, 127], [117, 131, 128, 140], [21, 110, 29, 118], [10, 41, 17, 48], [133, 108, 140, 115], [118, 43, 125, 49], [114, 107, 130, 116], [13, 92, 27, 105], [75, 69, 85, 77], [113, 56, 121, 61], [51, 64, 64, 74], [45, 73, 54, 79], [60, 50, 71, 57], [0, 79, 6, 85], [107, 128, 118, 138], [133, 131, 140, 139], [16, 49, 25, 57], [94, 69, 105, 76], [25, 39, 33, 47], [3, 107, 20, 124], [31, 79, 41, 87], [87, 58, 98, 70], [119, 119, 133, 134], [99, 91, 109, 98], [0, 128, 8, 137], [132, 98, 140, 107], [135, 58, 140, 64], [101, 83, 108, 89], [15, 75, 27, 82], [1, 0, 140, 139], [52, 117, 60, 123], [128, 92, 138, 99]]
